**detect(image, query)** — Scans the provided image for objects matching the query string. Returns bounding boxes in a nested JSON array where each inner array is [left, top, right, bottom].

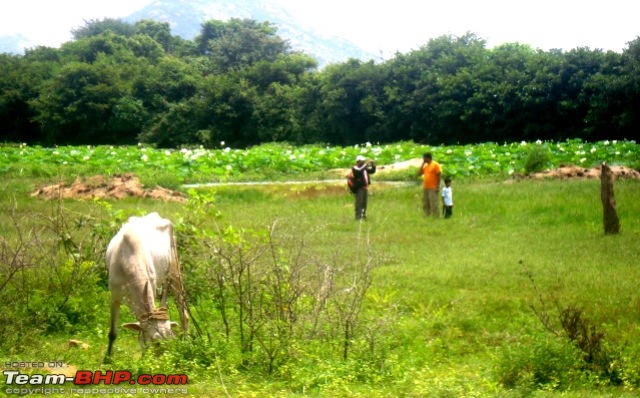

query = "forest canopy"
[[1, 18, 639, 148]]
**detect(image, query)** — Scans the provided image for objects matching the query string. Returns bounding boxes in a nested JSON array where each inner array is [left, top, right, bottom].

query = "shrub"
[[496, 334, 583, 391], [524, 145, 551, 173]]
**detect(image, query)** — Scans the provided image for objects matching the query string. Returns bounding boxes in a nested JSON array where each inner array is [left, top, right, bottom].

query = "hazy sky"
[[1, 0, 638, 56]]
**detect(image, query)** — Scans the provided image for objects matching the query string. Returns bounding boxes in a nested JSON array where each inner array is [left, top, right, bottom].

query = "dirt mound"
[[31, 173, 187, 203], [528, 165, 640, 181]]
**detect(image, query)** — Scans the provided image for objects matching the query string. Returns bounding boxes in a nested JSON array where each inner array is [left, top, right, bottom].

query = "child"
[[442, 177, 453, 218]]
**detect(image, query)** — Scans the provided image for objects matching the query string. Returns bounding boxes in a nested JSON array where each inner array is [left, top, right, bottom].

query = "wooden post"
[[600, 162, 620, 234]]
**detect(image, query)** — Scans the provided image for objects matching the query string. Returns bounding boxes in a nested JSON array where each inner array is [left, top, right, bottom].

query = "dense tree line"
[[1, 18, 638, 148]]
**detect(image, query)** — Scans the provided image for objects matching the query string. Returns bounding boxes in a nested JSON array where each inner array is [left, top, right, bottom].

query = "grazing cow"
[[106, 212, 189, 356]]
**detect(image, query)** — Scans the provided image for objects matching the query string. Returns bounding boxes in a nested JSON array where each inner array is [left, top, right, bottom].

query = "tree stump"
[[600, 162, 620, 234]]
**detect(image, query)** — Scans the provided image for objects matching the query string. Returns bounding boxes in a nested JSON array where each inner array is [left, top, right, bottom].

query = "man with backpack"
[[350, 155, 376, 220]]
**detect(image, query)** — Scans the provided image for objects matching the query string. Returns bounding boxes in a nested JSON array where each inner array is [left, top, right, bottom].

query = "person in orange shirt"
[[417, 152, 442, 217]]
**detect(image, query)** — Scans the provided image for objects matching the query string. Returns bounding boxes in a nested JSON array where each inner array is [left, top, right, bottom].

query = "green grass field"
[[1, 171, 640, 397]]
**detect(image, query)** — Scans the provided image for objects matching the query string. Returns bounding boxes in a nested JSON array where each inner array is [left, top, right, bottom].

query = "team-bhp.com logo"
[[3, 365, 188, 395]]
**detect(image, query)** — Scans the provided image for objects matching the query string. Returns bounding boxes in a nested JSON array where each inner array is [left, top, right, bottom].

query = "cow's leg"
[[108, 298, 121, 356], [160, 283, 168, 309]]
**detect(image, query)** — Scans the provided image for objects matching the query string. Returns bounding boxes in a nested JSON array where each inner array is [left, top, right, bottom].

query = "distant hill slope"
[[0, 0, 378, 67], [123, 0, 380, 67]]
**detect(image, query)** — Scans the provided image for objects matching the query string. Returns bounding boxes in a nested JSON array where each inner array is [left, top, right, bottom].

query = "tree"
[[0, 48, 60, 144], [30, 34, 150, 146], [134, 19, 173, 52], [71, 18, 136, 40], [245, 53, 317, 143], [142, 74, 259, 148], [0, 55, 39, 143], [139, 99, 204, 147], [309, 59, 387, 145], [382, 33, 489, 144], [195, 19, 290, 73], [616, 37, 640, 137]]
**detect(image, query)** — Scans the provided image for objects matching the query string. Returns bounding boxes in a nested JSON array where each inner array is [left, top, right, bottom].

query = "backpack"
[[347, 172, 358, 194]]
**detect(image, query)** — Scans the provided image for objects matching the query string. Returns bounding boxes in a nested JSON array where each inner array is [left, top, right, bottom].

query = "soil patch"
[[30, 163, 639, 202], [31, 173, 187, 203], [525, 164, 640, 181]]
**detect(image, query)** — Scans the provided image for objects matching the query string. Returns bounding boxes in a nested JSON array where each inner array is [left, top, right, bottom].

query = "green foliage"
[[71, 18, 136, 41], [171, 189, 384, 375], [0, 201, 111, 353], [3, 20, 640, 147], [524, 144, 551, 173], [1, 140, 637, 183], [497, 334, 584, 392], [196, 18, 289, 72], [2, 157, 640, 396]]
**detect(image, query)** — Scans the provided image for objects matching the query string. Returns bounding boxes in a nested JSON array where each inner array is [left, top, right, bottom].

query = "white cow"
[[106, 212, 189, 356]]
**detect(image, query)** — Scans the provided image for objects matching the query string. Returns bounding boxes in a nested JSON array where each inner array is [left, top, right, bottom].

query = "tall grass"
[[1, 175, 639, 396]]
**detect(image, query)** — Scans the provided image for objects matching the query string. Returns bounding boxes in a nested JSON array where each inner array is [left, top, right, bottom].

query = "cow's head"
[[122, 308, 178, 352]]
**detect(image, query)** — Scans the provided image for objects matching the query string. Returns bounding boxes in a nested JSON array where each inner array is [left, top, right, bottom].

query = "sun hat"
[[356, 155, 366, 162]]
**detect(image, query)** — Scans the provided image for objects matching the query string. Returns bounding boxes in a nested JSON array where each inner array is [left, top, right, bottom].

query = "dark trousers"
[[443, 206, 453, 218], [355, 188, 368, 219]]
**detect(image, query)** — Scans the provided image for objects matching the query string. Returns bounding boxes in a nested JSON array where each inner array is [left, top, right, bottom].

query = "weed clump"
[[517, 261, 625, 390], [524, 145, 551, 173]]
